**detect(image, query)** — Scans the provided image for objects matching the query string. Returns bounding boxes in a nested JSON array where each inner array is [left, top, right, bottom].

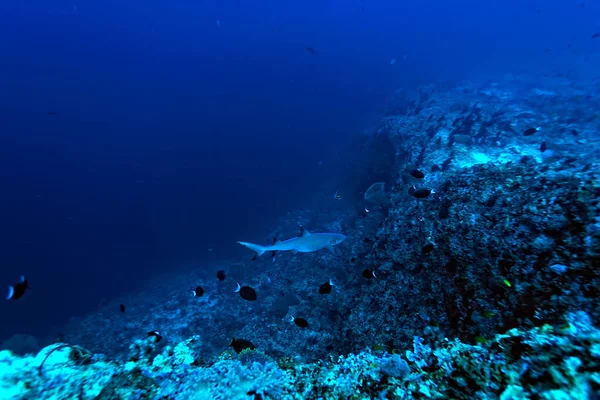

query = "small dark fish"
[[305, 47, 318, 55], [523, 127, 541, 136], [147, 330, 163, 342], [217, 270, 226, 282], [290, 316, 309, 328], [421, 243, 435, 255], [410, 169, 425, 179], [592, 33, 600, 39], [247, 390, 263, 400], [120, 304, 126, 313], [193, 286, 204, 297], [319, 279, 334, 295], [362, 269, 376, 279], [571, 129, 579, 135], [229, 337, 256, 353], [235, 283, 257, 301], [540, 141, 547, 152], [445, 258, 458, 274], [6, 276, 29, 300], [411, 187, 435, 199]]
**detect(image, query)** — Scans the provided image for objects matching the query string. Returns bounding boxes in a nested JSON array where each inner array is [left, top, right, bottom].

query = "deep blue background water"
[[0, 0, 598, 342]]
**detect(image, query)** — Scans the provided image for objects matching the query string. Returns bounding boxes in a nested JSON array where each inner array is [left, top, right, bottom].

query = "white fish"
[[238, 226, 345, 257]]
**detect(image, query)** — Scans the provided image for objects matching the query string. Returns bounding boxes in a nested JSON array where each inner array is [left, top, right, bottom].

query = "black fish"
[[592, 33, 600, 39], [523, 127, 540, 136], [305, 47, 318, 55], [291, 316, 309, 328], [229, 337, 256, 353], [362, 269, 376, 279], [6, 276, 29, 300], [247, 390, 263, 400], [236, 283, 257, 301], [217, 270, 226, 282], [410, 169, 425, 179], [319, 279, 333, 295], [540, 141, 547, 152], [147, 330, 163, 342], [120, 304, 126, 313], [193, 286, 204, 297], [421, 243, 435, 255], [411, 188, 434, 199]]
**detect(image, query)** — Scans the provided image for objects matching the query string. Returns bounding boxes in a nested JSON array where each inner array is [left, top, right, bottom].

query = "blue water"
[[0, 0, 598, 343]]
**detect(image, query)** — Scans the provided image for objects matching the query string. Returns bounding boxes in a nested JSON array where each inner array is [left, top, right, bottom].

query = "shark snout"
[[331, 234, 346, 246]]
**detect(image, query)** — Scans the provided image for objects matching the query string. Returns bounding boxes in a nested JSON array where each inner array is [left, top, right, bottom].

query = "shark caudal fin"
[[237, 241, 267, 257]]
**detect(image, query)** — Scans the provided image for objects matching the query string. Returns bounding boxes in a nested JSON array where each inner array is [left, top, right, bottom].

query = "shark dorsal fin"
[[299, 225, 310, 237]]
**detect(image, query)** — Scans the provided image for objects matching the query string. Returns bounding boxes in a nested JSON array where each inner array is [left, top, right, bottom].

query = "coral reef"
[[1, 311, 599, 398], [4, 74, 598, 398]]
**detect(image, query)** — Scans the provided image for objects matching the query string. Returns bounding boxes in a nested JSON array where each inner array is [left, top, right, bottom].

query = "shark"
[[237, 226, 346, 258]]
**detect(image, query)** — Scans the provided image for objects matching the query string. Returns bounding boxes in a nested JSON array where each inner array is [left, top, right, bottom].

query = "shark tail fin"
[[237, 241, 267, 257]]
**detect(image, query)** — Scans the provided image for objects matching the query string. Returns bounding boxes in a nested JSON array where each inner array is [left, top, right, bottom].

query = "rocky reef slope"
[[2, 74, 599, 399]]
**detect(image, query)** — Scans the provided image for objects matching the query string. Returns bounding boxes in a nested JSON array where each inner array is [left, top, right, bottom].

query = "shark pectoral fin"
[[326, 245, 336, 255], [271, 251, 278, 258], [252, 253, 258, 261]]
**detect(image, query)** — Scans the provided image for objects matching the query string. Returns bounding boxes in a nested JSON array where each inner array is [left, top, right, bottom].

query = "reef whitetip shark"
[[237, 226, 346, 260]]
